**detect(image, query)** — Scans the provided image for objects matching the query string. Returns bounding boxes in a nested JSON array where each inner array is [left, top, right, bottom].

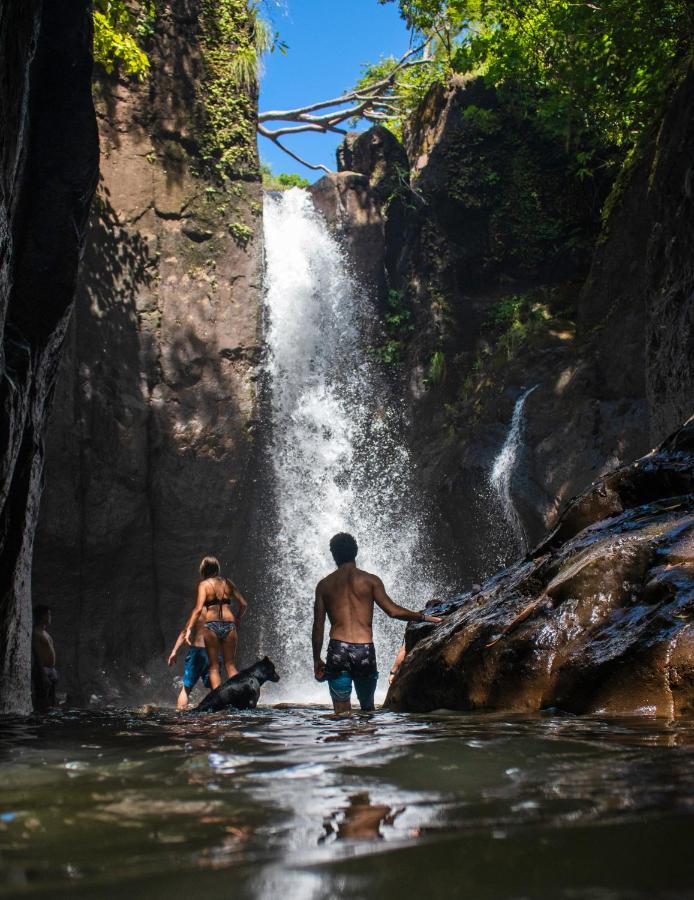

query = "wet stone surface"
[[390, 419, 694, 716]]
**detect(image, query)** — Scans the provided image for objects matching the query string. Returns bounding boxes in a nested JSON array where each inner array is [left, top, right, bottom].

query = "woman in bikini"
[[184, 556, 248, 689]]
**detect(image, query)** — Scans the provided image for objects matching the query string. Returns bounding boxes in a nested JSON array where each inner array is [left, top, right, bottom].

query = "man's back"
[[316, 565, 378, 644]]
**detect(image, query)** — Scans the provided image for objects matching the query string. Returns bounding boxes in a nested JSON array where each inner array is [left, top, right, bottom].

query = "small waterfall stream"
[[261, 188, 441, 700], [489, 385, 538, 553]]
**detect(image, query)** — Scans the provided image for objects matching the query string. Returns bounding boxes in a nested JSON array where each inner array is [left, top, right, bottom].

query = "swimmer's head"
[[329, 533, 358, 566], [199, 556, 221, 579]]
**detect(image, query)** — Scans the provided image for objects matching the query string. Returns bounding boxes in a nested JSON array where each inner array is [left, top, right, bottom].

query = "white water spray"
[[489, 385, 538, 552], [262, 189, 441, 701]]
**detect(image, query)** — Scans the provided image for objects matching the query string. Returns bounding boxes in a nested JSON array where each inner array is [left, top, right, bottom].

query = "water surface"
[[1, 707, 693, 899]]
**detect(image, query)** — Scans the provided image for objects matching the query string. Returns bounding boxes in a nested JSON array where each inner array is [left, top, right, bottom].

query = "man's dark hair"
[[33, 604, 51, 625], [329, 532, 358, 565]]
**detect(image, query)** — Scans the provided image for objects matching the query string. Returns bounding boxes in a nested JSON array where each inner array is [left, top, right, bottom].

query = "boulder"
[[387, 418, 694, 716], [337, 126, 409, 207]]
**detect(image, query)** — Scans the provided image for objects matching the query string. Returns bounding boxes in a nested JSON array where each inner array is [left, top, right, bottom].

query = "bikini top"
[[203, 596, 232, 609], [203, 577, 235, 611]]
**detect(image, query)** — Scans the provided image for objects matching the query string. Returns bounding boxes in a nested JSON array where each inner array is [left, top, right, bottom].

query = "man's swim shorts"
[[324, 639, 378, 710]]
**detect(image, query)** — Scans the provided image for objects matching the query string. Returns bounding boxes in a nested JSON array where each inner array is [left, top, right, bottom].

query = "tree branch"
[[258, 39, 433, 173]]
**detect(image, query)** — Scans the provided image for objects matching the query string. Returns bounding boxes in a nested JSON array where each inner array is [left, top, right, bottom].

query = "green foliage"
[[261, 163, 311, 190], [354, 55, 444, 140], [376, 0, 693, 167], [197, 0, 269, 180], [374, 289, 415, 365], [483, 292, 561, 360], [426, 350, 446, 385], [92, 0, 154, 79], [228, 221, 255, 247]]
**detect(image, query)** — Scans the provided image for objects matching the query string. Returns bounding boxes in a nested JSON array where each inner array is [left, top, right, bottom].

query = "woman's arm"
[[230, 580, 249, 622], [184, 583, 207, 644]]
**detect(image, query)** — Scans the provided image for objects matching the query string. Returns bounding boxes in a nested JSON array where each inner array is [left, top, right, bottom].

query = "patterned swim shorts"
[[324, 639, 378, 710]]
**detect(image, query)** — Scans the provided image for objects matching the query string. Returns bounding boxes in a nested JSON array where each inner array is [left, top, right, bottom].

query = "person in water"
[[167, 612, 211, 709], [32, 605, 58, 708], [312, 533, 442, 713], [389, 642, 407, 685], [184, 556, 248, 689]]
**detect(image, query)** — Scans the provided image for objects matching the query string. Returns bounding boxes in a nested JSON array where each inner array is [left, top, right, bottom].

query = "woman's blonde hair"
[[199, 556, 221, 579]]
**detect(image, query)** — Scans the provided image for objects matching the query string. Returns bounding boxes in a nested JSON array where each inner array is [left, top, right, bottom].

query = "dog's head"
[[257, 656, 280, 683]]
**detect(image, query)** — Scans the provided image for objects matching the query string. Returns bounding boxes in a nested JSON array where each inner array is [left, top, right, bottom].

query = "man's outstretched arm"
[[373, 577, 442, 624], [312, 587, 327, 680]]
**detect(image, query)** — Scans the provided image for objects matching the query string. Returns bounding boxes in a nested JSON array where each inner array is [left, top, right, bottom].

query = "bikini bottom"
[[204, 621, 237, 640]]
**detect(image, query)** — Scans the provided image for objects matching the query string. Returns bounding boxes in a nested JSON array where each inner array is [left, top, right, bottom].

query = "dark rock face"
[[309, 172, 387, 301], [337, 126, 409, 207], [32, 2, 262, 705], [0, 0, 98, 712], [580, 65, 694, 445], [387, 419, 694, 716], [332, 70, 694, 592]]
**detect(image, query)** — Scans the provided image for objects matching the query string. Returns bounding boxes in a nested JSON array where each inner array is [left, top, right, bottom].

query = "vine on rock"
[[197, 0, 265, 182]]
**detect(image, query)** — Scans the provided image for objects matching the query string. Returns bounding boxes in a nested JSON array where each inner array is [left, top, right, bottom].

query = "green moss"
[[197, 0, 258, 181]]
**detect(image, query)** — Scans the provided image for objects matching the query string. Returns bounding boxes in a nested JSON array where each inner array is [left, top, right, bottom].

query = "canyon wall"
[[32, 0, 263, 705], [325, 68, 693, 589], [0, 0, 98, 712]]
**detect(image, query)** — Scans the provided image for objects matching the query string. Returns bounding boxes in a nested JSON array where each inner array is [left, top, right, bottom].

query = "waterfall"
[[489, 385, 538, 552], [261, 188, 440, 701]]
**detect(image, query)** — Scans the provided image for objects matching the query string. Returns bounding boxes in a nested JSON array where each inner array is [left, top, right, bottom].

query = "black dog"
[[195, 656, 280, 712]]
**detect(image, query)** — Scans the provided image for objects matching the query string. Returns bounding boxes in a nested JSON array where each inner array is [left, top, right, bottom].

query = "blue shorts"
[[325, 640, 379, 711], [182, 647, 210, 690]]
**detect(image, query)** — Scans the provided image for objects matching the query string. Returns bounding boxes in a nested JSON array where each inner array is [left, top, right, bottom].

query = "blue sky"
[[259, 0, 412, 182]]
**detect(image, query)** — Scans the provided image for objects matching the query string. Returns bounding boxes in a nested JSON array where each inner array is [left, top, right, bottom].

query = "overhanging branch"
[[258, 40, 432, 174]]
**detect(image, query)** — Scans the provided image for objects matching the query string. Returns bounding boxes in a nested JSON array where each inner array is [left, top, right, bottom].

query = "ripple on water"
[[0, 708, 694, 899]]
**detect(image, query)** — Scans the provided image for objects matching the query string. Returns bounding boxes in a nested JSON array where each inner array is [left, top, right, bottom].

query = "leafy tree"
[[261, 163, 310, 189], [376, 0, 694, 162]]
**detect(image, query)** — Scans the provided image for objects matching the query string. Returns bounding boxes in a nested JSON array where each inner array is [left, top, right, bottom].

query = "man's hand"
[[314, 659, 326, 682], [424, 614, 442, 624], [184, 628, 193, 646]]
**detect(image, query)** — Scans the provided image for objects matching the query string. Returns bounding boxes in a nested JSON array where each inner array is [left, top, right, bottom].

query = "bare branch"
[[258, 40, 429, 124], [260, 129, 333, 174], [257, 38, 434, 174]]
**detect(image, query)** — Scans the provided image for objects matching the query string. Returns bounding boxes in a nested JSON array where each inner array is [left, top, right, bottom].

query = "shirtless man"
[[312, 533, 441, 713], [32, 605, 57, 707], [167, 613, 210, 710]]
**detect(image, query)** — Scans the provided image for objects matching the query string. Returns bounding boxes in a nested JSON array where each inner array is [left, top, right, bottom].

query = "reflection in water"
[[320, 792, 402, 843], [1, 707, 693, 899]]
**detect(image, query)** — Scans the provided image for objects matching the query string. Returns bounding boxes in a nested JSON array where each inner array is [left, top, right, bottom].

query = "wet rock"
[[0, 0, 98, 713], [387, 419, 694, 716]]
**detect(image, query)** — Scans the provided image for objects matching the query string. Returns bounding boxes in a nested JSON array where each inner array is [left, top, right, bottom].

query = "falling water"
[[489, 385, 538, 552], [261, 188, 441, 700]]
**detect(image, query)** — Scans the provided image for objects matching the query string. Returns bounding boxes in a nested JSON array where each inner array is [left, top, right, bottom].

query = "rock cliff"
[[0, 0, 98, 713], [387, 418, 694, 716], [331, 68, 694, 590], [32, 0, 263, 705]]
